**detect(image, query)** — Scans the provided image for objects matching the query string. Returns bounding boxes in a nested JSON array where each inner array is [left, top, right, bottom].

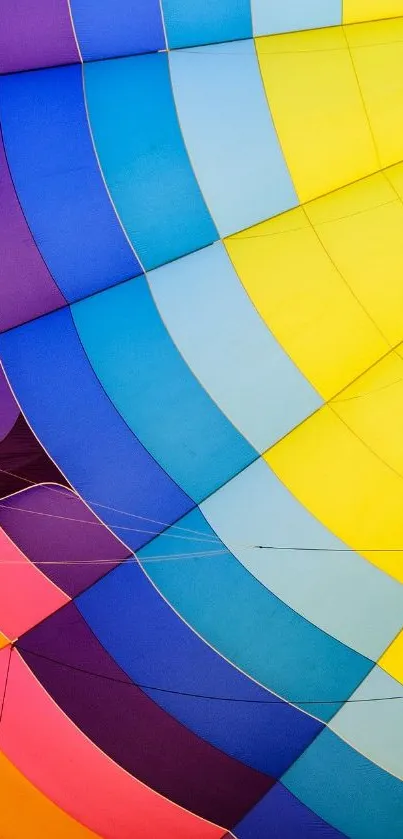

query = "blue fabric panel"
[[138, 508, 373, 723], [77, 554, 322, 778], [72, 277, 257, 501], [284, 728, 403, 839], [84, 54, 218, 269], [0, 309, 193, 547], [70, 0, 165, 61], [0, 65, 141, 301], [169, 41, 297, 236], [234, 782, 347, 838], [162, 0, 252, 48], [149, 243, 321, 453], [251, 0, 342, 36]]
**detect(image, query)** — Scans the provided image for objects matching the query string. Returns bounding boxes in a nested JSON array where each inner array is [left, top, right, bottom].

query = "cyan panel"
[[72, 276, 257, 501], [284, 728, 403, 839], [162, 0, 252, 48], [84, 53, 218, 269]]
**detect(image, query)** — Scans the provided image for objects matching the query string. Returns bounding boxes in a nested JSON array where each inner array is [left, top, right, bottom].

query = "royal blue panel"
[[0, 309, 193, 547], [72, 277, 257, 501], [84, 53, 218, 269], [284, 729, 403, 839], [77, 557, 321, 777], [70, 0, 165, 62], [137, 508, 373, 723], [0, 65, 141, 301], [234, 783, 347, 839], [162, 0, 252, 48]]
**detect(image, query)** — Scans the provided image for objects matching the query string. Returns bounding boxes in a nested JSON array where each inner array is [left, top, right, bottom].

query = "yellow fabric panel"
[[345, 19, 403, 168], [265, 405, 403, 582], [225, 208, 387, 399], [333, 349, 403, 474], [256, 28, 378, 202], [306, 170, 403, 345], [0, 633, 10, 650], [0, 752, 100, 839], [343, 1, 403, 24], [379, 630, 403, 684]]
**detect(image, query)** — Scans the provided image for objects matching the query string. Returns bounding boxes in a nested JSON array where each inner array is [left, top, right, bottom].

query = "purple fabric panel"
[[233, 782, 347, 839], [0, 415, 69, 499], [0, 0, 79, 74], [0, 367, 19, 441], [0, 132, 66, 332], [0, 484, 130, 595], [18, 603, 274, 827]]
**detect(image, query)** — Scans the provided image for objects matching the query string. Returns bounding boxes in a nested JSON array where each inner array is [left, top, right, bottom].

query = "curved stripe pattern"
[[2, 7, 403, 839]]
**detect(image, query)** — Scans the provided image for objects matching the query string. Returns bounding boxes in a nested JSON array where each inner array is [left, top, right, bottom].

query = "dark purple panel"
[[0, 132, 66, 332], [0, 484, 129, 595], [233, 782, 347, 838], [0, 414, 69, 499], [18, 603, 274, 828], [0, 0, 80, 74], [0, 366, 19, 441]]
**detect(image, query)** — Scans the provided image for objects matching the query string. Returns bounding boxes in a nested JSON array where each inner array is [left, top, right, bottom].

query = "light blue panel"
[[330, 666, 403, 780], [162, 0, 252, 49], [201, 458, 403, 660], [169, 41, 297, 236], [284, 728, 403, 839], [72, 277, 257, 502], [149, 242, 321, 451], [252, 0, 342, 36], [84, 53, 218, 270], [139, 507, 373, 723]]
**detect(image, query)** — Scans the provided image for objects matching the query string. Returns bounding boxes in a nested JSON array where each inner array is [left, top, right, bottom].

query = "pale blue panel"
[[284, 728, 403, 839], [84, 53, 218, 269], [169, 41, 297, 236], [162, 0, 252, 49], [252, 0, 342, 36], [330, 666, 403, 780], [201, 458, 403, 660], [72, 277, 256, 502], [149, 242, 320, 451]]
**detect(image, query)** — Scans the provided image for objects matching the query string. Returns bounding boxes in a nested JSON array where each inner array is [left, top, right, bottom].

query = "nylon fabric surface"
[[2, 3, 403, 838]]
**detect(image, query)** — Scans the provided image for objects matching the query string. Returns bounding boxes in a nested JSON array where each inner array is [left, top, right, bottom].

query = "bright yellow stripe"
[[225, 201, 388, 399], [379, 630, 403, 683], [256, 27, 378, 202], [226, 163, 403, 398], [265, 403, 403, 583], [343, 1, 403, 24], [306, 170, 403, 347], [345, 19, 403, 168]]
